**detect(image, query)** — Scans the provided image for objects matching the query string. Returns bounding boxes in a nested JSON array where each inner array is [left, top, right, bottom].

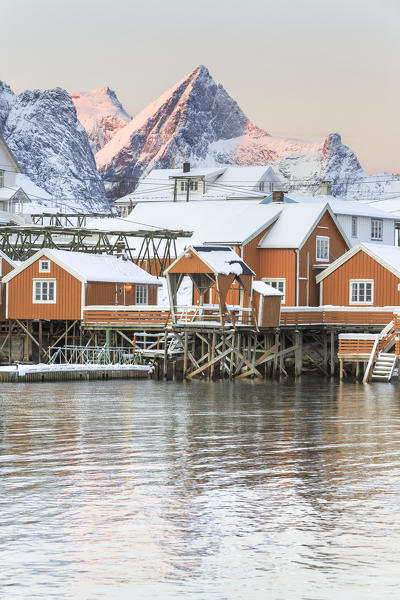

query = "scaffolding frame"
[[0, 225, 191, 276]]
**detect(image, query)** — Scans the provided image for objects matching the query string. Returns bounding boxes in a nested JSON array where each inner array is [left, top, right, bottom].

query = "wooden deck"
[[82, 305, 400, 330]]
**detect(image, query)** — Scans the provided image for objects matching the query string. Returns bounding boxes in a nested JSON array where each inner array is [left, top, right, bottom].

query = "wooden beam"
[[186, 347, 232, 380]]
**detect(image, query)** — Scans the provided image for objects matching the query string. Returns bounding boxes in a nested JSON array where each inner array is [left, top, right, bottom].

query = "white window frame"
[[316, 236, 330, 262], [32, 279, 56, 304], [351, 216, 358, 238], [371, 218, 383, 241], [262, 278, 286, 304], [349, 279, 374, 305], [39, 259, 51, 273], [135, 284, 148, 305]]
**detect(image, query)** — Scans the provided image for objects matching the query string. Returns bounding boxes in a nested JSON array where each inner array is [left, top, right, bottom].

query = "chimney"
[[272, 190, 284, 203], [116, 241, 125, 257], [183, 162, 190, 173], [320, 180, 331, 195]]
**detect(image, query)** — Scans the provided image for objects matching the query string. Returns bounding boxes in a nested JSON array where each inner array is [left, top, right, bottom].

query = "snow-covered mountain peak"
[[71, 86, 131, 153], [95, 65, 248, 185], [0, 82, 108, 210]]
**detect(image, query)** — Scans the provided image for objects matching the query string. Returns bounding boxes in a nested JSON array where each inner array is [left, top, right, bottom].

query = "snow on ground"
[[0, 363, 153, 375]]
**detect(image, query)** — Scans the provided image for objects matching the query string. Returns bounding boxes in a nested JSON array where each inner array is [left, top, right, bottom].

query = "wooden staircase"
[[363, 320, 397, 383], [371, 352, 398, 382]]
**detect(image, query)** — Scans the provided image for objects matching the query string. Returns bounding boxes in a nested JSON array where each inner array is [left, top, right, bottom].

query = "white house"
[[0, 133, 30, 217], [260, 192, 397, 247], [114, 164, 283, 217]]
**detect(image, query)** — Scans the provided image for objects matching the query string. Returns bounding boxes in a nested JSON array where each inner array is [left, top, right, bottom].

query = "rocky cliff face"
[[95, 66, 392, 201], [95, 65, 250, 191], [0, 82, 108, 211], [71, 87, 131, 153]]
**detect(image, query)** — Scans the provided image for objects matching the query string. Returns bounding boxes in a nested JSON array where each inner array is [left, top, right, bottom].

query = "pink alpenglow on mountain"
[[71, 87, 132, 153], [94, 65, 369, 198]]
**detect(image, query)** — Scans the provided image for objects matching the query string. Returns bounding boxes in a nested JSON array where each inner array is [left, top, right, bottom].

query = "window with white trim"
[[180, 180, 198, 191], [135, 284, 148, 305], [349, 280, 374, 305], [262, 278, 286, 303], [316, 236, 330, 261], [39, 259, 51, 273], [0, 170, 4, 187], [33, 279, 56, 303], [351, 216, 358, 238], [371, 218, 383, 240]]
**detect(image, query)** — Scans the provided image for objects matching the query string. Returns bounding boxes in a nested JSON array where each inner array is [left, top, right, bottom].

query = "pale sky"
[[1, 0, 399, 173]]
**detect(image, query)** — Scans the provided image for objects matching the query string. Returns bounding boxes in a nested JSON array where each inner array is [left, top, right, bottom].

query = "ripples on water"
[[0, 378, 400, 599]]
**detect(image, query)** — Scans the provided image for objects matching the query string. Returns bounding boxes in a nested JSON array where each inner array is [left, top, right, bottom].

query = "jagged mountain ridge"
[[71, 87, 132, 154], [0, 82, 109, 211], [94, 66, 395, 201]]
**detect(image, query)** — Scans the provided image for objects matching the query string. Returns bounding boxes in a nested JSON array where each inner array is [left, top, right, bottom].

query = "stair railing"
[[363, 336, 379, 383]]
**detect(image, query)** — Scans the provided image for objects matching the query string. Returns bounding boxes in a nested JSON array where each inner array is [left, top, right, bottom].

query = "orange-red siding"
[[7, 258, 82, 320], [0, 257, 16, 320], [321, 250, 400, 306], [258, 249, 296, 306], [298, 211, 349, 306]]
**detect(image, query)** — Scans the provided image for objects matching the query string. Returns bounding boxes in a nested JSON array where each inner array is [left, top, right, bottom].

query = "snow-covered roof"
[[316, 243, 400, 283], [0, 187, 22, 200], [169, 167, 225, 179], [252, 280, 283, 297], [104, 201, 282, 253], [187, 246, 254, 276], [280, 193, 396, 220], [3, 249, 161, 285], [116, 165, 283, 204], [365, 199, 400, 219], [258, 203, 344, 249]]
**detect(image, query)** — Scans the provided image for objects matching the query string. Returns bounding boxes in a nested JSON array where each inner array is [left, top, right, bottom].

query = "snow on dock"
[[0, 363, 153, 383]]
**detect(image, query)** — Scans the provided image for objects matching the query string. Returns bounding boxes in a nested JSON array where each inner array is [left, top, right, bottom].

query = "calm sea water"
[[0, 378, 400, 600]]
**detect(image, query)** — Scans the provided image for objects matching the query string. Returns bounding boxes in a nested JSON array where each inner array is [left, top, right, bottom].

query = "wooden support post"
[[183, 331, 188, 378], [163, 332, 168, 379], [279, 331, 285, 375], [340, 357, 344, 380], [273, 330, 279, 378], [295, 330, 303, 378], [210, 332, 216, 379], [8, 320, 12, 364], [323, 331, 328, 372], [330, 330, 335, 377], [355, 361, 360, 379], [38, 320, 43, 362]]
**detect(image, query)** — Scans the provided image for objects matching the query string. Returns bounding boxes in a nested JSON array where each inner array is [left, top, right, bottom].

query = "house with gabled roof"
[[114, 164, 282, 216], [256, 203, 350, 306], [316, 243, 400, 307], [0, 133, 30, 216], [261, 191, 396, 247], [2, 249, 162, 321]]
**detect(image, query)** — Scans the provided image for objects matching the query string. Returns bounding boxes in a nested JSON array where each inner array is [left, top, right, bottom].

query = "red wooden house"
[[2, 249, 161, 321], [316, 243, 400, 308]]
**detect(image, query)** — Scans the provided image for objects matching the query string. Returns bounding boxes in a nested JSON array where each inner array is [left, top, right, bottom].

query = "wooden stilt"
[[163, 332, 168, 379], [38, 320, 43, 361], [8, 320, 12, 364], [273, 330, 280, 378], [279, 331, 286, 376], [323, 332, 328, 372], [339, 357, 344, 380], [210, 332, 216, 379], [183, 331, 188, 378], [295, 330, 303, 378], [330, 330, 335, 376]]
